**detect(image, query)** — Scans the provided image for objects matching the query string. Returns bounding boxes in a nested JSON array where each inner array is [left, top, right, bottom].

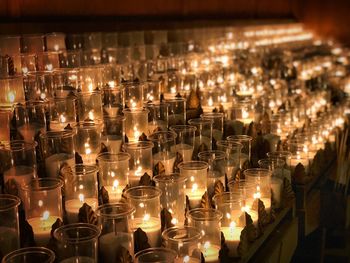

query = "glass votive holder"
[[24, 72, 54, 101], [2, 247, 55, 263], [97, 152, 130, 202], [77, 90, 103, 122], [21, 34, 45, 53], [101, 116, 125, 154], [288, 141, 310, 170], [0, 77, 25, 108], [58, 50, 82, 68], [154, 173, 187, 227], [14, 101, 46, 141], [258, 158, 285, 208], [78, 66, 104, 92], [146, 102, 169, 134], [198, 150, 226, 197], [22, 178, 63, 247], [36, 51, 60, 71], [0, 194, 21, 260], [148, 131, 177, 175], [135, 247, 177, 263], [188, 118, 213, 157], [267, 151, 292, 168], [230, 101, 254, 126], [169, 125, 196, 162], [244, 168, 272, 213], [124, 186, 162, 247], [122, 81, 145, 110], [212, 192, 245, 257], [0, 109, 12, 142], [73, 121, 102, 164], [187, 208, 222, 263], [144, 80, 161, 103], [162, 226, 202, 263], [48, 97, 77, 131], [52, 68, 78, 98], [64, 164, 99, 223], [167, 98, 186, 126], [227, 135, 252, 167], [102, 86, 123, 117], [201, 112, 224, 143], [19, 53, 37, 75], [178, 161, 208, 209], [45, 33, 66, 52], [123, 108, 149, 143], [53, 223, 101, 262], [216, 140, 242, 181], [124, 141, 154, 186], [97, 203, 135, 262], [0, 141, 37, 198], [40, 130, 75, 178]]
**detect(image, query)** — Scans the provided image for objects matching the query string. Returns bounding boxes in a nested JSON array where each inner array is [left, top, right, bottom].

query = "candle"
[[45, 153, 75, 178], [101, 135, 122, 154], [27, 211, 60, 246], [153, 152, 176, 175], [99, 232, 134, 263], [221, 222, 244, 257], [172, 143, 193, 162], [271, 177, 283, 208], [184, 183, 206, 208], [202, 242, 220, 263], [133, 214, 161, 247], [80, 143, 98, 164], [104, 179, 125, 202], [246, 196, 271, 213], [65, 195, 98, 223]]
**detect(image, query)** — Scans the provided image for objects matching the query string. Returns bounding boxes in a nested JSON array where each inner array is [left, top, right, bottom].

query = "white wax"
[[99, 232, 133, 263], [184, 188, 206, 209], [101, 135, 122, 154], [202, 244, 220, 263], [128, 168, 153, 187], [65, 198, 98, 223], [0, 227, 19, 257], [60, 256, 95, 263], [153, 152, 176, 175], [271, 177, 283, 208], [80, 153, 98, 165], [27, 216, 60, 246], [133, 217, 161, 247], [45, 153, 75, 178], [18, 123, 43, 141], [221, 226, 244, 256], [171, 143, 194, 162], [104, 185, 125, 203]]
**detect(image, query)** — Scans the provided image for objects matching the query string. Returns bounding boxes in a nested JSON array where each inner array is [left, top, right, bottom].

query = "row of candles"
[[0, 22, 349, 262]]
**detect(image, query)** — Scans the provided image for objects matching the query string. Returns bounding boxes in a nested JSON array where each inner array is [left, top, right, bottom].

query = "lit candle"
[[27, 210, 60, 246], [128, 166, 153, 186], [104, 179, 124, 202], [101, 135, 122, 154], [99, 231, 134, 263], [202, 241, 220, 263], [45, 153, 75, 178], [221, 221, 244, 257], [80, 143, 98, 164], [65, 194, 98, 223], [133, 213, 161, 247], [237, 109, 254, 125], [246, 190, 271, 213], [184, 183, 206, 208], [18, 123, 42, 141]]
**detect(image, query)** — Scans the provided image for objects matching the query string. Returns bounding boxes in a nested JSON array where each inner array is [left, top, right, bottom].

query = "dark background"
[[1, 0, 350, 44]]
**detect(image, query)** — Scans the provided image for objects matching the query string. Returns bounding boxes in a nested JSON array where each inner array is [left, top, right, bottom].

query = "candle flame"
[[112, 179, 119, 190], [88, 111, 94, 120], [59, 114, 66, 123], [230, 221, 236, 229], [242, 109, 249, 119], [7, 91, 15, 103], [79, 193, 85, 203], [41, 211, 50, 221], [204, 241, 210, 250], [191, 183, 198, 192], [143, 213, 150, 222]]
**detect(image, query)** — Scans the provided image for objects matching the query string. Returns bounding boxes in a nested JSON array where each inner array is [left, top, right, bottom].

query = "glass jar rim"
[[0, 194, 21, 211], [134, 247, 177, 262], [22, 178, 63, 192], [162, 226, 202, 243], [227, 135, 253, 142], [187, 208, 223, 221], [39, 130, 74, 139], [0, 140, 38, 152], [124, 186, 162, 200], [216, 140, 243, 150], [169, 124, 197, 132], [147, 130, 177, 142], [188, 118, 213, 125], [96, 202, 135, 219], [2, 247, 55, 263], [266, 151, 292, 158], [124, 141, 154, 150], [178, 161, 209, 171], [54, 223, 101, 243], [97, 152, 130, 163], [258, 158, 285, 168], [153, 173, 187, 184], [122, 108, 149, 114], [200, 112, 224, 118], [243, 168, 272, 178], [71, 164, 98, 176], [198, 150, 226, 160], [212, 192, 243, 204]]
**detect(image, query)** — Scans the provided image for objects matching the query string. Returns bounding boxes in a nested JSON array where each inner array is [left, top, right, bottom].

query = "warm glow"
[[191, 183, 198, 193], [7, 91, 15, 103], [143, 213, 150, 222], [112, 179, 119, 190], [41, 211, 50, 221], [79, 193, 85, 203]]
